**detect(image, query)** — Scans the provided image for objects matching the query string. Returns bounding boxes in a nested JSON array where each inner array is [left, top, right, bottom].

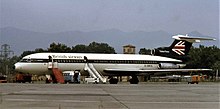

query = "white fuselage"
[[14, 53, 184, 76]]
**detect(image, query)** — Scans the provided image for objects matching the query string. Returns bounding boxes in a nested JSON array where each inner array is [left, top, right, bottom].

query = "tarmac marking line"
[[4, 98, 118, 103]]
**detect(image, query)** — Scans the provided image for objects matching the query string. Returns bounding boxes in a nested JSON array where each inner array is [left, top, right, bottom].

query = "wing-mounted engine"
[[159, 63, 180, 69]]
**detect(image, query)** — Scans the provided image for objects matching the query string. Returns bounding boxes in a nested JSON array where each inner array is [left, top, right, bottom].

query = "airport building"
[[123, 44, 135, 54], [121, 44, 140, 82]]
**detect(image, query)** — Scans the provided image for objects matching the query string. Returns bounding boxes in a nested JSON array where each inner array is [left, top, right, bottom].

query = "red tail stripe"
[[173, 46, 185, 49]]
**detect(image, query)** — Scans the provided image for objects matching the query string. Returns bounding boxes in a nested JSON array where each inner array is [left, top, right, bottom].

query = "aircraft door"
[[49, 56, 52, 62], [48, 55, 58, 69], [48, 56, 53, 69]]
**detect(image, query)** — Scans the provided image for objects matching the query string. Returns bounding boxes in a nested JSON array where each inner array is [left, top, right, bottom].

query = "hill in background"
[[0, 27, 218, 55]]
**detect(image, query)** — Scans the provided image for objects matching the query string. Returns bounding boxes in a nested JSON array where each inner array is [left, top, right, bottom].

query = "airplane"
[[14, 34, 215, 84]]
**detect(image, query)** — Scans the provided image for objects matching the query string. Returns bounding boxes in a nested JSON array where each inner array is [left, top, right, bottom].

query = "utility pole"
[[0, 44, 14, 59], [0, 44, 14, 75]]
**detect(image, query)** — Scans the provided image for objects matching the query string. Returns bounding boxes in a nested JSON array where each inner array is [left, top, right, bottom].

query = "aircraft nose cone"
[[14, 63, 21, 71], [13, 63, 18, 70]]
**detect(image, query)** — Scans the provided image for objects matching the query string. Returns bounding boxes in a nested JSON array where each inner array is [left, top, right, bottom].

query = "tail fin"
[[169, 39, 192, 56], [153, 34, 215, 61]]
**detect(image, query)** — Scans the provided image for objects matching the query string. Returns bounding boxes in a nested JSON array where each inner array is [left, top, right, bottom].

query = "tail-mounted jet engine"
[[159, 63, 180, 69]]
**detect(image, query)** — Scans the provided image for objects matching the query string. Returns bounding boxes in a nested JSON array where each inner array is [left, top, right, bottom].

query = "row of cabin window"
[[53, 59, 84, 63], [20, 59, 84, 63], [21, 59, 158, 64], [54, 59, 158, 64], [92, 60, 158, 64], [20, 59, 48, 62]]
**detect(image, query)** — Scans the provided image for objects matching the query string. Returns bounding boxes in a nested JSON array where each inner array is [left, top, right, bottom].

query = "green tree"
[[48, 42, 71, 53], [72, 42, 115, 53], [0, 55, 19, 75], [87, 42, 115, 53], [186, 45, 220, 69], [35, 48, 46, 53], [0, 58, 4, 74], [212, 61, 220, 71], [20, 48, 46, 58], [20, 51, 36, 59], [8, 56, 20, 73], [20, 42, 116, 55], [72, 44, 88, 53], [139, 48, 151, 55]]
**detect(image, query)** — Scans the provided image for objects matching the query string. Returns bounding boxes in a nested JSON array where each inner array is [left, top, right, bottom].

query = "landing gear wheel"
[[129, 76, 139, 84], [108, 76, 118, 84]]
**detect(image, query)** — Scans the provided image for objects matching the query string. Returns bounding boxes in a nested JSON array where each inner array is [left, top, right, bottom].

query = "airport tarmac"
[[0, 82, 219, 109]]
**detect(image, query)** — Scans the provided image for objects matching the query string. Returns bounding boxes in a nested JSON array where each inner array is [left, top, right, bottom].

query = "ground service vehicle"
[[0, 75, 7, 83], [15, 73, 32, 83], [63, 70, 80, 83], [187, 75, 200, 84]]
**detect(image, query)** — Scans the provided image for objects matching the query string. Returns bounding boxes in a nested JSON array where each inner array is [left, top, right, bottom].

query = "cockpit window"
[[20, 59, 28, 62], [20, 58, 31, 62], [20, 58, 49, 63]]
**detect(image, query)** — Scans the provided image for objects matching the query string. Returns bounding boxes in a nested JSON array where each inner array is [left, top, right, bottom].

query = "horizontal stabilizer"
[[172, 34, 216, 43]]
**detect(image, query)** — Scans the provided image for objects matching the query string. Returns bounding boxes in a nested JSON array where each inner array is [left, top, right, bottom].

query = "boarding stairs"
[[48, 62, 65, 84], [84, 63, 107, 83]]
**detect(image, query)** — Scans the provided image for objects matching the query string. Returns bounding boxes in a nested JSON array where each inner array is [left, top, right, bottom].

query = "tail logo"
[[172, 41, 185, 55]]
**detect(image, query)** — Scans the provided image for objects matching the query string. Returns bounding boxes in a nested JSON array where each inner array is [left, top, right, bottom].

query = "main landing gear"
[[129, 75, 139, 84], [108, 76, 118, 84], [108, 75, 139, 84]]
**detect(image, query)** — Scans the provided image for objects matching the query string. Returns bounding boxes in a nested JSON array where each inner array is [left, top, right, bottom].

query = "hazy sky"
[[0, 0, 219, 38]]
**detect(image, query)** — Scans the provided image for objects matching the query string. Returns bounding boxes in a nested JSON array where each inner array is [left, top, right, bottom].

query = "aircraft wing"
[[104, 68, 212, 74]]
